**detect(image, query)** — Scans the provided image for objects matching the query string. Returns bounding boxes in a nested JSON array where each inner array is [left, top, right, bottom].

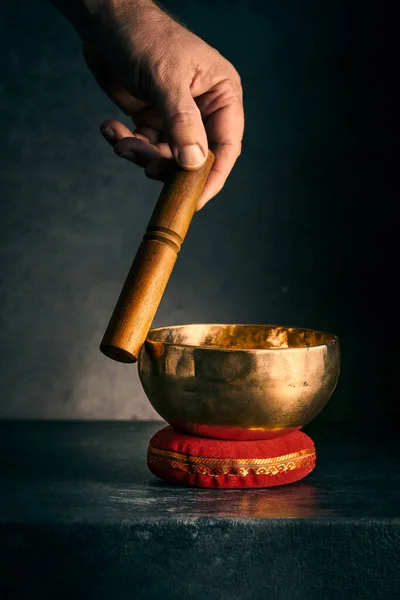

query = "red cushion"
[[147, 426, 316, 489]]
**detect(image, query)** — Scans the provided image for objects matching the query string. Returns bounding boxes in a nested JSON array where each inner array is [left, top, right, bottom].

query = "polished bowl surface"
[[138, 324, 340, 440]]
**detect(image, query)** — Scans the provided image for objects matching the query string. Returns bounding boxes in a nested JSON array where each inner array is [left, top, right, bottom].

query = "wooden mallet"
[[100, 150, 215, 363]]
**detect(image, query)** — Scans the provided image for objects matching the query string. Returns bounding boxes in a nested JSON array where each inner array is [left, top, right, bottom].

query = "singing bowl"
[[138, 324, 340, 440]]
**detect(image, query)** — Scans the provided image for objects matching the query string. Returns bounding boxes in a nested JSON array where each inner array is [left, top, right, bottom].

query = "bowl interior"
[[146, 324, 336, 351]]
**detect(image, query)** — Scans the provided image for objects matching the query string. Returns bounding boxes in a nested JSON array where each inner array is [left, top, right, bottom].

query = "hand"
[[81, 0, 244, 210]]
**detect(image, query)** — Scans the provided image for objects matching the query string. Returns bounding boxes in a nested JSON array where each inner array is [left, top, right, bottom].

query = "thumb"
[[159, 88, 208, 170]]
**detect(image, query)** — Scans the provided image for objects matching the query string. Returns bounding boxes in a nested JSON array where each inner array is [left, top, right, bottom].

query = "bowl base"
[[171, 421, 302, 441]]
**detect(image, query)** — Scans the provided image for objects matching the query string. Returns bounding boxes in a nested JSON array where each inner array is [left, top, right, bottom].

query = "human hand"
[[81, 0, 244, 210]]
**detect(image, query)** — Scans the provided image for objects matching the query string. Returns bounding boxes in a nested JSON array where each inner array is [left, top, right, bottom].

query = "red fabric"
[[147, 426, 316, 489]]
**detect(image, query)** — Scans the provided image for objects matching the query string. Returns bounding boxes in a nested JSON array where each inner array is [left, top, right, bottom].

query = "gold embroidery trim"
[[147, 445, 316, 477]]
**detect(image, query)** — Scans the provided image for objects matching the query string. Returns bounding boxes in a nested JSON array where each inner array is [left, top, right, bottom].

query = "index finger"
[[196, 97, 244, 210]]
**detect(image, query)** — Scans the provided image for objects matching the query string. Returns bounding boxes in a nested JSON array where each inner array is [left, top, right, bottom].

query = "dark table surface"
[[0, 421, 399, 600]]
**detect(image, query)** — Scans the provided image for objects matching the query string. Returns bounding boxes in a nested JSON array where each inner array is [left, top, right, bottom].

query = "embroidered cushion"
[[147, 426, 316, 489]]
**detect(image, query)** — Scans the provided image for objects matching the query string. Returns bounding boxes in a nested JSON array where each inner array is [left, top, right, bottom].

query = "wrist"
[[88, 0, 178, 57], [52, 0, 158, 42]]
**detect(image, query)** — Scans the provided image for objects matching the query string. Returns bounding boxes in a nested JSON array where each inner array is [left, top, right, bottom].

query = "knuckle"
[[168, 109, 199, 130], [216, 74, 243, 106], [230, 66, 242, 88], [218, 57, 243, 92]]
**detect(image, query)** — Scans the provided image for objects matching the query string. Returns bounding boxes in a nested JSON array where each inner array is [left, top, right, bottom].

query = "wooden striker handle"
[[100, 151, 215, 363]]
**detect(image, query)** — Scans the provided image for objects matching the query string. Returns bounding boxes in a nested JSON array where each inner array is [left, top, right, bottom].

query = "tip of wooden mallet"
[[99, 344, 138, 364]]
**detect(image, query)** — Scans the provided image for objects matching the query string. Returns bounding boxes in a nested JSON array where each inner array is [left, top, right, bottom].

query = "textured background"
[[0, 1, 395, 421]]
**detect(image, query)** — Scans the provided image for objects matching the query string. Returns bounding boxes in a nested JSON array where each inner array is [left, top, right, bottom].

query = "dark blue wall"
[[0, 1, 395, 421]]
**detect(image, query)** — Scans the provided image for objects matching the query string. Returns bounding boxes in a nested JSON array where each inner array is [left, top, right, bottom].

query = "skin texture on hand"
[[65, 0, 244, 210]]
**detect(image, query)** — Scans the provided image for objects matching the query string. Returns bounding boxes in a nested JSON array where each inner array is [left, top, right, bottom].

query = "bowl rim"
[[144, 323, 339, 352]]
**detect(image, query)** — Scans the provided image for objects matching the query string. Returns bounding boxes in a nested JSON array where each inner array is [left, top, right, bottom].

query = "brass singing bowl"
[[138, 324, 340, 440]]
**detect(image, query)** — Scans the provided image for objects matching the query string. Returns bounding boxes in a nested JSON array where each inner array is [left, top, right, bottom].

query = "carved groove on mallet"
[[143, 227, 183, 253]]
